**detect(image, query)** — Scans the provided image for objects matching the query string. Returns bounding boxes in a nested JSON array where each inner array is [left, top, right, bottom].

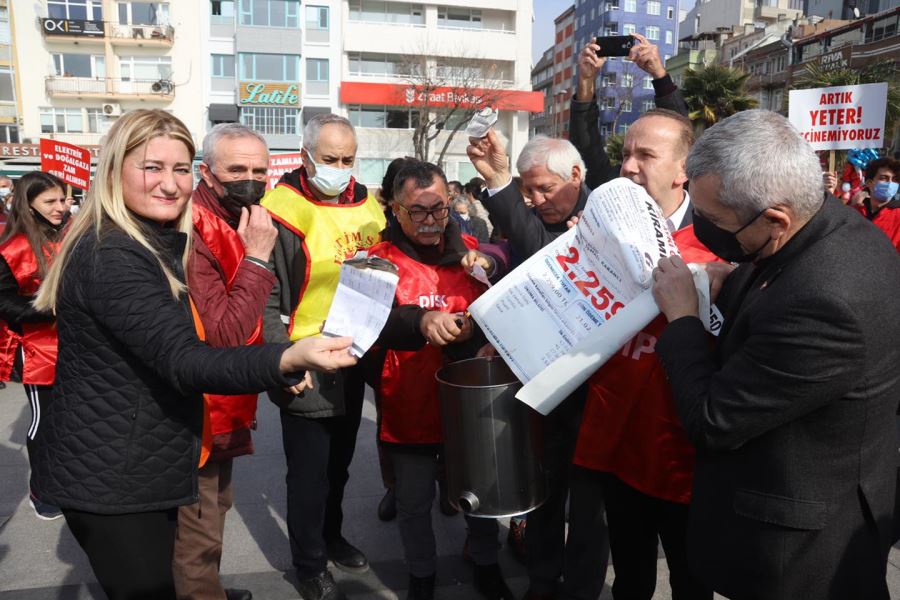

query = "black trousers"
[[63, 508, 178, 600], [525, 387, 608, 597], [589, 470, 711, 600], [280, 369, 365, 578]]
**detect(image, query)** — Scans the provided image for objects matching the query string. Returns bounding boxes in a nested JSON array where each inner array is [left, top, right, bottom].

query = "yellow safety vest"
[[262, 183, 386, 340]]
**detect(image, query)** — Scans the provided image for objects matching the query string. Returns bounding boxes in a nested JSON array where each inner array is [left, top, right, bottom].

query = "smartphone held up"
[[594, 35, 638, 57]]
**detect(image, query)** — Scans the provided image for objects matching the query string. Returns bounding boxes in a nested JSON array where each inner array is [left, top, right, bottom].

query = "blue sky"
[[533, 0, 574, 64]]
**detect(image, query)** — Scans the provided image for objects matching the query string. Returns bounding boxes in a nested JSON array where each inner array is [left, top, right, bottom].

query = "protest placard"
[[266, 152, 304, 189], [39, 138, 91, 190], [788, 82, 888, 151]]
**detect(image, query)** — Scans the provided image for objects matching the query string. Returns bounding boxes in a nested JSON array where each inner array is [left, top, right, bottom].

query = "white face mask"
[[306, 152, 352, 197], [0, 187, 10, 198]]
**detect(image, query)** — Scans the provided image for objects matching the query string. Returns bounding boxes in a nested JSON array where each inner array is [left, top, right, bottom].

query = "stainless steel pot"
[[436, 356, 547, 518]]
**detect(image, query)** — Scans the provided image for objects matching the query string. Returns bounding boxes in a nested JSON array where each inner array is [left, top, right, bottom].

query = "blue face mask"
[[873, 181, 899, 202], [306, 152, 352, 197]]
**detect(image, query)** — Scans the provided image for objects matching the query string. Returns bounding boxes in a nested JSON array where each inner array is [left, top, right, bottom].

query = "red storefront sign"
[[267, 152, 304, 190], [39, 138, 91, 190], [340, 82, 544, 113]]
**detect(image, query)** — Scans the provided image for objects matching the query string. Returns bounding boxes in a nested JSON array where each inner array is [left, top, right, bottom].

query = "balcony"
[[45, 77, 175, 101], [40, 132, 105, 147], [107, 23, 175, 46]]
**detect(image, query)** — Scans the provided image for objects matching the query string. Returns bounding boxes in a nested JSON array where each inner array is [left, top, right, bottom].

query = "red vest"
[[191, 204, 263, 437], [573, 225, 720, 504], [0, 234, 58, 385], [856, 203, 900, 253], [369, 235, 486, 445]]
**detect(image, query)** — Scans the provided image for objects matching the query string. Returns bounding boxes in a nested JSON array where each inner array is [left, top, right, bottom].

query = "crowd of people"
[[0, 34, 899, 600]]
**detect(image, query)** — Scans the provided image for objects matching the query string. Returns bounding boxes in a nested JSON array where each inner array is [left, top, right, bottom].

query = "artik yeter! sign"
[[789, 82, 888, 151]]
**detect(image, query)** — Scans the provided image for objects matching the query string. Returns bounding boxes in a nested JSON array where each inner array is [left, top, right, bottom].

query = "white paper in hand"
[[322, 257, 399, 358], [465, 107, 498, 138], [470, 263, 492, 288]]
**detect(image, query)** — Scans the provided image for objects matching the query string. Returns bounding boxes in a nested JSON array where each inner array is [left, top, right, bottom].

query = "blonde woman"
[[31, 109, 355, 600]]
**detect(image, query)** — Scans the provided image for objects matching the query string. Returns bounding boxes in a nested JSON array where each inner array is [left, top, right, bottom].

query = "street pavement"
[[1, 380, 899, 599]]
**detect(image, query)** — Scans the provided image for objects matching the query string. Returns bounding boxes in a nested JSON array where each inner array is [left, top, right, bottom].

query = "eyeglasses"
[[396, 203, 450, 223]]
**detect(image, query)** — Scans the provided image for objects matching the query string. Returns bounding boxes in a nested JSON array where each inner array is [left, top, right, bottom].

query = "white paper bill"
[[465, 107, 499, 138], [322, 257, 399, 358], [470, 263, 492, 288]]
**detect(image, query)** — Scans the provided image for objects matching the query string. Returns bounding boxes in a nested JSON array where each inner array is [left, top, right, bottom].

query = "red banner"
[[39, 139, 91, 190], [267, 152, 304, 190], [340, 81, 544, 113]]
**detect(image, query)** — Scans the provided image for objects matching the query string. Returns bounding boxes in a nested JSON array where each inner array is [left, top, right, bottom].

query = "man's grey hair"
[[302, 113, 357, 153], [202, 122, 268, 167], [686, 110, 823, 222], [516, 135, 586, 182]]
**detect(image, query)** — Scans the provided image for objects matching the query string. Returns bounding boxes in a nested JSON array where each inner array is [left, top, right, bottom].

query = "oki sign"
[[239, 82, 301, 107], [39, 139, 91, 190], [789, 83, 888, 151], [339, 82, 544, 113]]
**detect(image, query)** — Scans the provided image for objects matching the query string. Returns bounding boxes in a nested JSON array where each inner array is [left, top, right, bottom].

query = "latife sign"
[[40, 139, 92, 190], [239, 82, 301, 107], [40, 18, 105, 37], [340, 82, 544, 113], [789, 82, 888, 151]]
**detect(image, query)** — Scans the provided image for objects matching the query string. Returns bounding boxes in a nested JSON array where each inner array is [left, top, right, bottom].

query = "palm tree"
[[605, 133, 624, 167], [681, 64, 759, 131]]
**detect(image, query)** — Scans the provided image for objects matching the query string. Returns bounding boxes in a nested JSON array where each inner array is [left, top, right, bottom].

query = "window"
[[602, 97, 615, 109], [667, 5, 674, 18], [40, 107, 84, 133], [590, 7, 595, 19], [359, 158, 392, 185], [624, 0, 636, 12], [0, 125, 18, 143], [0, 67, 14, 102], [645, 26, 660, 40], [621, 73, 633, 87], [607, 0, 619, 9], [53, 54, 105, 78], [600, 124, 608, 136], [348, 52, 409, 77], [618, 123, 629, 134], [120, 55, 171, 80], [349, 1, 424, 24], [239, 53, 300, 81], [306, 5, 328, 29], [211, 0, 234, 17], [238, 0, 300, 27], [240, 106, 299, 134], [118, 2, 169, 25], [623, 23, 636, 35], [601, 73, 617, 87], [603, 25, 619, 35], [647, 1, 661, 14], [212, 54, 235, 78], [621, 100, 632, 112], [643, 76, 653, 89], [642, 99, 655, 111], [49, 0, 103, 20], [776, 55, 785, 72], [347, 104, 416, 129], [86, 108, 113, 133], [306, 58, 328, 81]]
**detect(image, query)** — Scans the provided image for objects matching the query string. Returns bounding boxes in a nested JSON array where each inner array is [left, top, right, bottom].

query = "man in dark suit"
[[652, 109, 900, 600]]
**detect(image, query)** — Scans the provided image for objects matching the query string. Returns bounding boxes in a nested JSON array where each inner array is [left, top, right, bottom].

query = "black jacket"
[[31, 223, 295, 514], [482, 184, 590, 263], [656, 198, 900, 599], [569, 74, 690, 190]]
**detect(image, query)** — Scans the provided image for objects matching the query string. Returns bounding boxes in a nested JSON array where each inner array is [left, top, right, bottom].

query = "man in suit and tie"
[[652, 109, 900, 600]]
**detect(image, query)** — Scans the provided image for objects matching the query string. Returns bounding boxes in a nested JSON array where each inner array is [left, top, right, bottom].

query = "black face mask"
[[31, 207, 69, 233], [692, 208, 768, 263], [212, 175, 267, 218]]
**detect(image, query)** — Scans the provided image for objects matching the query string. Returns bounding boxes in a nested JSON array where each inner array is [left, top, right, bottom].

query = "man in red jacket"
[[565, 109, 720, 600], [173, 123, 280, 600], [853, 157, 900, 252]]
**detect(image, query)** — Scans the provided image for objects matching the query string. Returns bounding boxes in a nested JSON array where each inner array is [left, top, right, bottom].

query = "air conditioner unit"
[[102, 103, 122, 116], [151, 80, 174, 94]]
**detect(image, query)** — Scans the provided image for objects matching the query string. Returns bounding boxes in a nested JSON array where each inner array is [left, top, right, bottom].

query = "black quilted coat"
[[30, 222, 293, 514]]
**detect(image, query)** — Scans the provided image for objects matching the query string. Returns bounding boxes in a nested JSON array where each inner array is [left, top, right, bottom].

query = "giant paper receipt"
[[469, 178, 721, 415]]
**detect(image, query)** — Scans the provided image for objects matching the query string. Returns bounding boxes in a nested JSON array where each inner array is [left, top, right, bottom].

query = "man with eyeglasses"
[[365, 160, 513, 600]]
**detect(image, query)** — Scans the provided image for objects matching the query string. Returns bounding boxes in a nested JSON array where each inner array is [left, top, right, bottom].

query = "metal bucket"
[[436, 356, 546, 518]]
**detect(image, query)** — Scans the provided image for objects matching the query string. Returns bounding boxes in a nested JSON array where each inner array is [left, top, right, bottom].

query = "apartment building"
[[574, 0, 681, 136], [10, 0, 204, 153], [679, 0, 803, 39], [336, 0, 539, 185], [530, 46, 555, 137]]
